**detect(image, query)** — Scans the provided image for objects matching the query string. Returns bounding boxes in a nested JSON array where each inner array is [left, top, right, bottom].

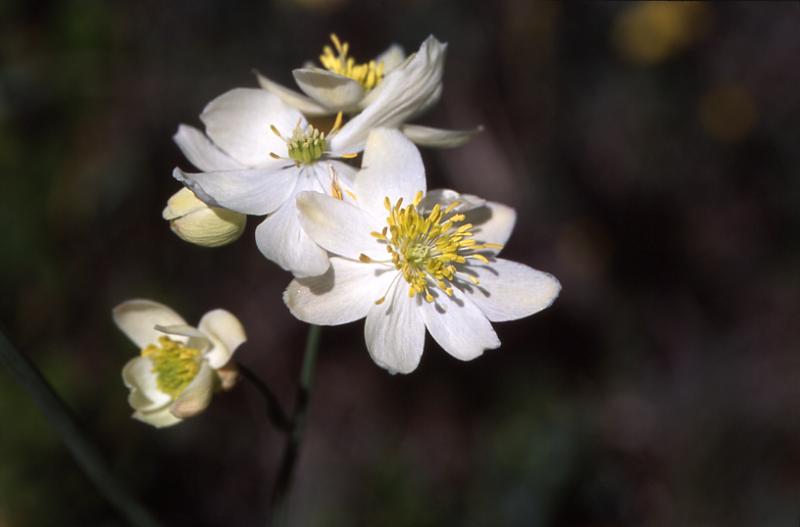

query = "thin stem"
[[237, 361, 291, 432], [0, 330, 162, 527], [270, 324, 322, 525]]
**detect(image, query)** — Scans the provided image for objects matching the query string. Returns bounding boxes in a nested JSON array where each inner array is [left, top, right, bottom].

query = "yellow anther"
[[141, 336, 201, 398], [340, 152, 359, 159], [270, 124, 284, 139], [373, 194, 500, 303], [444, 201, 461, 214], [319, 34, 385, 91], [331, 112, 344, 133]]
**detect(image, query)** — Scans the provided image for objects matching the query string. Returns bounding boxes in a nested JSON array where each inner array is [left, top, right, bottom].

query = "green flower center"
[[141, 336, 202, 398], [287, 124, 327, 165]]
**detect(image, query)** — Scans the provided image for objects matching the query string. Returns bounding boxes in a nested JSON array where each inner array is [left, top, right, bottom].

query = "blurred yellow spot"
[[613, 1, 709, 65], [698, 85, 757, 143]]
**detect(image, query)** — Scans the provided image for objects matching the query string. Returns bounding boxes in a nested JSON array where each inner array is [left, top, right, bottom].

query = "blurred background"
[[2, 1, 800, 525]]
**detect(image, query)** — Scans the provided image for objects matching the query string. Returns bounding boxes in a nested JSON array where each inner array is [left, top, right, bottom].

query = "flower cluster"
[[116, 34, 560, 426]]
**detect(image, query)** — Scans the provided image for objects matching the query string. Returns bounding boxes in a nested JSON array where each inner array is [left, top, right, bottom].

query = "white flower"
[[257, 34, 481, 149], [113, 299, 246, 428], [284, 129, 561, 374], [163, 187, 246, 247], [172, 89, 360, 277]]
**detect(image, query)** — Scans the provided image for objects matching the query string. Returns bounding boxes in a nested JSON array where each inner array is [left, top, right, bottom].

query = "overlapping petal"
[[460, 259, 561, 322], [198, 309, 247, 368], [285, 257, 394, 326], [113, 299, 186, 350], [200, 88, 302, 167], [293, 68, 366, 112], [173, 124, 244, 172], [296, 191, 383, 261], [169, 363, 215, 419], [255, 71, 330, 116], [329, 36, 447, 152], [352, 129, 427, 219], [420, 289, 500, 361], [122, 356, 171, 412], [133, 407, 183, 428], [173, 165, 300, 216], [255, 178, 331, 278], [400, 124, 483, 149], [364, 283, 426, 374]]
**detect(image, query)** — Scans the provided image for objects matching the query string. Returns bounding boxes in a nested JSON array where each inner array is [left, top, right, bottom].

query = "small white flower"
[[172, 89, 360, 277], [258, 34, 481, 149], [284, 129, 561, 374], [113, 299, 246, 428], [163, 187, 246, 247]]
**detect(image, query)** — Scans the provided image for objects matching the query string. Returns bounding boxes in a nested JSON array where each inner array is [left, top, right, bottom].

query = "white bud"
[[162, 187, 246, 248]]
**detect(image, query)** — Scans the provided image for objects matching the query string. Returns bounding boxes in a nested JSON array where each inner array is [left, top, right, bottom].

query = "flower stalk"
[[0, 329, 163, 527], [270, 324, 322, 525], [237, 361, 291, 431]]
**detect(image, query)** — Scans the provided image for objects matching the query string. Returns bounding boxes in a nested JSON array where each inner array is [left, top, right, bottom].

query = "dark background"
[[2, 1, 800, 526]]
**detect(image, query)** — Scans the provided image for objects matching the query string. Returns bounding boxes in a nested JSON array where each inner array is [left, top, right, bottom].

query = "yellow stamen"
[[372, 193, 502, 302], [330, 112, 344, 133], [330, 176, 343, 201], [319, 33, 385, 91], [141, 336, 202, 398]]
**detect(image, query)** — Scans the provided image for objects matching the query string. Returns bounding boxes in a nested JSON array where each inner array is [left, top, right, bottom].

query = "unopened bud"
[[163, 187, 246, 248]]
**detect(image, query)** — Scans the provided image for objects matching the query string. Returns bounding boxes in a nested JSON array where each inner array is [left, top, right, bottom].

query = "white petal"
[[293, 68, 366, 112], [173, 165, 300, 216], [417, 188, 486, 215], [255, 182, 331, 277], [460, 259, 561, 322], [364, 282, 425, 374], [132, 407, 182, 428], [352, 128, 426, 220], [411, 82, 443, 118], [295, 191, 383, 260], [310, 160, 358, 200], [421, 288, 500, 361], [113, 299, 186, 349], [154, 324, 212, 353], [198, 309, 246, 368], [255, 71, 331, 116], [331, 36, 447, 152], [467, 201, 517, 250], [400, 124, 483, 148], [122, 356, 171, 412], [173, 125, 243, 172], [284, 257, 395, 325], [376, 44, 406, 73], [169, 362, 215, 419], [200, 88, 302, 167]]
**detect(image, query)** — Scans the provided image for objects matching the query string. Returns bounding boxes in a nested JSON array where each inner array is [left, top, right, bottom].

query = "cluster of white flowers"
[[117, 35, 560, 426]]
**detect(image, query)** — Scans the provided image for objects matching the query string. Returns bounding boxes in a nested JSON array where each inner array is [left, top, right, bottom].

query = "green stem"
[[237, 361, 291, 431], [0, 330, 162, 527], [270, 324, 322, 525]]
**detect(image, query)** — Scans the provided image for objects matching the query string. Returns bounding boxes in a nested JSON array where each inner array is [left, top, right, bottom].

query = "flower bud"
[[163, 187, 246, 247]]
